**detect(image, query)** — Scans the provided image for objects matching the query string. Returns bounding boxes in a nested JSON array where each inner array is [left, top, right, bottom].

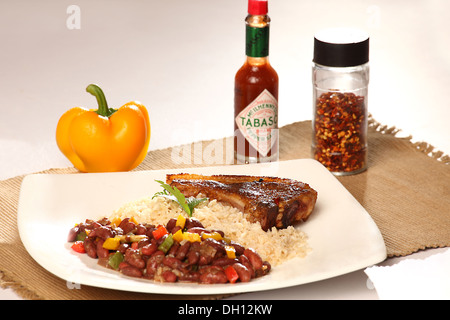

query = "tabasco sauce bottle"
[[234, 0, 279, 164]]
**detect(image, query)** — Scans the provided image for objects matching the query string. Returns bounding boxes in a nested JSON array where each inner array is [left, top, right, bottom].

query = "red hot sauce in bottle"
[[234, 0, 279, 164]]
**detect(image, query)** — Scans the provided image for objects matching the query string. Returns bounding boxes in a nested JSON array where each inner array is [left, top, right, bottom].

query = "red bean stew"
[[68, 216, 271, 284]]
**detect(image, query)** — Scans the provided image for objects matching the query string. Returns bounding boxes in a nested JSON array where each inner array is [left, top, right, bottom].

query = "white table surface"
[[1, 0, 449, 300]]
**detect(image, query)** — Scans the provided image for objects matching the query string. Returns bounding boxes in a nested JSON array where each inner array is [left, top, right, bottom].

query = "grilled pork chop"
[[166, 173, 318, 231]]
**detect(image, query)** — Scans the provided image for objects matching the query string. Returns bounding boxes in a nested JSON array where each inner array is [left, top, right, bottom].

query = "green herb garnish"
[[153, 180, 208, 217]]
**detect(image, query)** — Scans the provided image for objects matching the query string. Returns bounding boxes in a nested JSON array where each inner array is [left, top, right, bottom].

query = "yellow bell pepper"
[[103, 237, 121, 250], [56, 84, 150, 173], [202, 231, 223, 241], [110, 217, 122, 228], [102, 234, 148, 250], [175, 214, 186, 229], [225, 245, 236, 259], [172, 229, 184, 243], [183, 232, 201, 243], [129, 216, 138, 225], [173, 230, 202, 243]]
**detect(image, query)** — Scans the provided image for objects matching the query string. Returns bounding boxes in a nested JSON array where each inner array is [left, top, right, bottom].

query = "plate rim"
[[17, 159, 387, 295]]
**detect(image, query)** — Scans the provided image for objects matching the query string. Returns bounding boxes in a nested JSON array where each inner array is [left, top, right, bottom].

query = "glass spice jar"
[[312, 28, 370, 175]]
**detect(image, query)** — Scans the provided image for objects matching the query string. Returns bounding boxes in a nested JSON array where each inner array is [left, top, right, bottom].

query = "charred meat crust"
[[166, 173, 318, 231]]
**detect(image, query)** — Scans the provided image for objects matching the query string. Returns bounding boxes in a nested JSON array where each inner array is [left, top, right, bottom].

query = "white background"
[[0, 0, 449, 299]]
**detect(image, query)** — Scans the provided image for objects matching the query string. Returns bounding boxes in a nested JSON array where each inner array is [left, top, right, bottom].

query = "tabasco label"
[[235, 89, 278, 157]]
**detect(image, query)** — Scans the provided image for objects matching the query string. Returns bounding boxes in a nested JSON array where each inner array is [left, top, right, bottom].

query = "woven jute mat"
[[1, 118, 449, 300]]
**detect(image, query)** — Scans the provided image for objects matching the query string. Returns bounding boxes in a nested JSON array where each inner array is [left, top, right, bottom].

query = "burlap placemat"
[[1, 119, 449, 300]]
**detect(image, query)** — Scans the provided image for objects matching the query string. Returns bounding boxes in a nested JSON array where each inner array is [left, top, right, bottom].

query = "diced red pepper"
[[131, 242, 139, 250], [71, 241, 85, 253], [152, 225, 168, 240], [224, 265, 239, 284]]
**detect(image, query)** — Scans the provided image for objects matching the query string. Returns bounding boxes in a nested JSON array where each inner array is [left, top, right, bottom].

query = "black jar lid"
[[313, 28, 369, 67]]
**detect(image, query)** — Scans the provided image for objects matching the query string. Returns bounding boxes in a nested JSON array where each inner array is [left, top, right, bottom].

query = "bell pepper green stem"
[[86, 84, 117, 117]]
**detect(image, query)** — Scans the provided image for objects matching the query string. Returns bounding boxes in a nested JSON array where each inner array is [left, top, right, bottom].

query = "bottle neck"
[[245, 14, 270, 58], [246, 56, 270, 66]]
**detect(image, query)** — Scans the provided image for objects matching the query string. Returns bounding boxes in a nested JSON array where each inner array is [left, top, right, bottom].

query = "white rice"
[[111, 196, 311, 266]]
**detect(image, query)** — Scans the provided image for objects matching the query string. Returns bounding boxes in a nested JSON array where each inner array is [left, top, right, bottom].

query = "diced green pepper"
[[76, 231, 87, 241], [157, 234, 174, 253], [108, 251, 124, 270]]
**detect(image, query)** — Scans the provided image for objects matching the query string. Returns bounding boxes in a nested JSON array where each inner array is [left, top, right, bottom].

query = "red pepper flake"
[[313, 91, 367, 173]]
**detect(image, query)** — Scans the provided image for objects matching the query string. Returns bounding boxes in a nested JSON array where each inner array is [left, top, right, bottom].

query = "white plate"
[[17, 159, 386, 295]]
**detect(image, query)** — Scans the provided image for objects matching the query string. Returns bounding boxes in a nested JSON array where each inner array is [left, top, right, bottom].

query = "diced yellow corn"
[[175, 214, 186, 229], [173, 229, 184, 242], [103, 237, 121, 250], [202, 231, 223, 241], [225, 245, 236, 259]]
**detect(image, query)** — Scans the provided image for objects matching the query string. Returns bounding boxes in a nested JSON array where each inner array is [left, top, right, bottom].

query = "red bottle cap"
[[248, 0, 268, 15]]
